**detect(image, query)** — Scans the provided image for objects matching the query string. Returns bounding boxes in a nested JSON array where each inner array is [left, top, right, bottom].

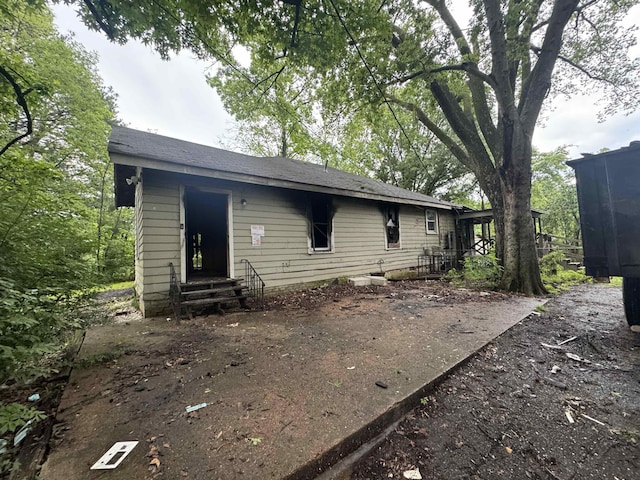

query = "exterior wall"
[[136, 170, 182, 316], [133, 170, 144, 310], [135, 168, 456, 316], [232, 185, 453, 289]]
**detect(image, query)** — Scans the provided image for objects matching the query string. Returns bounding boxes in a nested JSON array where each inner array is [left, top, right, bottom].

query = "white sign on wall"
[[251, 225, 265, 236], [251, 225, 265, 247]]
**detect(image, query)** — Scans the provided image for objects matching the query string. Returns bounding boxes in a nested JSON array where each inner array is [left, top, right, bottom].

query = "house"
[[109, 126, 465, 317]]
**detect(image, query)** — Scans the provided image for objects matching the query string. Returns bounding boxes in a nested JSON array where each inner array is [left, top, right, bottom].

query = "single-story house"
[[110, 126, 468, 317]]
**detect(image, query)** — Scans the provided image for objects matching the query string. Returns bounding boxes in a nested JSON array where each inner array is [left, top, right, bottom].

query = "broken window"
[[426, 210, 438, 234], [385, 205, 400, 248], [309, 197, 332, 252]]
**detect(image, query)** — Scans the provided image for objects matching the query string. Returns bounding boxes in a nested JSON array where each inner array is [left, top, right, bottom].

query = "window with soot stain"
[[309, 197, 332, 251], [386, 205, 400, 248]]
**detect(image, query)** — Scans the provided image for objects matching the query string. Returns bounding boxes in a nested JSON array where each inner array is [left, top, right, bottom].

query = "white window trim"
[[307, 202, 335, 254], [426, 209, 439, 235]]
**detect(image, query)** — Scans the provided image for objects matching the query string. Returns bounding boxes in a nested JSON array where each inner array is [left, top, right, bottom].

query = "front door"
[[184, 188, 229, 280]]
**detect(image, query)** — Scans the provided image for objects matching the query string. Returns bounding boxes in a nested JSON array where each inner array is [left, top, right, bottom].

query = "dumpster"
[[567, 141, 640, 330]]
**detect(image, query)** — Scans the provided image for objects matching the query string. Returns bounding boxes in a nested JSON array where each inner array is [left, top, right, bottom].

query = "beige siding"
[[134, 174, 144, 309], [231, 185, 454, 290], [132, 167, 456, 315], [136, 170, 181, 316]]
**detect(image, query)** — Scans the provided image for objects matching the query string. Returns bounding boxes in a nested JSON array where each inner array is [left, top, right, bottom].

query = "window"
[[309, 197, 333, 252], [385, 205, 400, 249], [426, 210, 438, 234]]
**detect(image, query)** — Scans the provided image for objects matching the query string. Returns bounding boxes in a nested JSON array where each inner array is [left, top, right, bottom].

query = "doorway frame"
[[179, 185, 235, 282]]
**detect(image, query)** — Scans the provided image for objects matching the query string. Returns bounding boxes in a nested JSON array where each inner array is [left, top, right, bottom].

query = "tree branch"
[[422, 0, 472, 57], [390, 63, 497, 89], [0, 65, 34, 157], [530, 45, 612, 84], [520, 0, 580, 135], [482, 0, 515, 109], [422, 0, 501, 161], [82, 0, 117, 41], [248, 65, 287, 101], [428, 80, 497, 173], [387, 94, 470, 167]]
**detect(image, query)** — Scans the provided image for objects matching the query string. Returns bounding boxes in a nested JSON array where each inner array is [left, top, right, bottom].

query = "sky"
[[52, 3, 640, 159]]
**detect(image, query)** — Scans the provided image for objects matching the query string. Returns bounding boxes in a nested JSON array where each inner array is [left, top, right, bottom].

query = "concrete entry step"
[[347, 276, 389, 287]]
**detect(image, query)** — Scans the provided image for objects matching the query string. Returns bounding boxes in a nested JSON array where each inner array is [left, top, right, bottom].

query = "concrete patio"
[[41, 283, 543, 479]]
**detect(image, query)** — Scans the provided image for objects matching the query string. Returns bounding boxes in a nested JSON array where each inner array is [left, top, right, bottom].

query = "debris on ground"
[[353, 285, 639, 480], [90, 441, 139, 470]]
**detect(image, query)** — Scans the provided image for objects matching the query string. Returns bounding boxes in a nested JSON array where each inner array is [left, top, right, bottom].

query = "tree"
[[67, 0, 640, 293], [0, 2, 133, 381], [0, 3, 131, 290], [531, 148, 580, 242], [211, 60, 475, 199], [339, 105, 474, 199], [210, 60, 320, 159]]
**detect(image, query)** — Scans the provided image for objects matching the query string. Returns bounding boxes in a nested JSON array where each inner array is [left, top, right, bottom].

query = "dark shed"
[[567, 141, 640, 330], [567, 141, 640, 278]]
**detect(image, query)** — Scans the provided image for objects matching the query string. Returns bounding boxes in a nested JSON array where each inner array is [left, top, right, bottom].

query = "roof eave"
[[111, 152, 456, 210]]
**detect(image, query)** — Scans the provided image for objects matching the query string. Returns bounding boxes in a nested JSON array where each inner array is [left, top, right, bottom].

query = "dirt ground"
[[352, 283, 640, 480]]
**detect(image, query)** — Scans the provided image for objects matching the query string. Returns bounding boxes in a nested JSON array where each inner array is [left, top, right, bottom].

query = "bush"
[[0, 278, 81, 383], [539, 251, 589, 293], [0, 403, 46, 436], [445, 254, 503, 290]]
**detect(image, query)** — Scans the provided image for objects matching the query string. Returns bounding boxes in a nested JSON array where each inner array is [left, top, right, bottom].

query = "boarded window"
[[426, 210, 438, 234], [309, 197, 332, 251], [385, 205, 400, 248]]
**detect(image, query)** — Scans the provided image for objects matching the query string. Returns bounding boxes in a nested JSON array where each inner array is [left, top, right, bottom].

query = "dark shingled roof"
[[109, 126, 458, 209]]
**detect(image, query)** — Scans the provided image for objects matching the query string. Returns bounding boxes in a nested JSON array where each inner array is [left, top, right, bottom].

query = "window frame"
[[308, 196, 334, 254], [384, 205, 401, 249], [426, 209, 439, 235]]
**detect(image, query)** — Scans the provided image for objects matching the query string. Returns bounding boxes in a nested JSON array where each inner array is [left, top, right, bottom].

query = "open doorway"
[[184, 188, 229, 280]]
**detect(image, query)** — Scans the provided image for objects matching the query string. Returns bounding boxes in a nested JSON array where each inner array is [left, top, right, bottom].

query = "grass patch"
[[94, 281, 135, 292], [609, 277, 623, 287], [444, 254, 503, 290]]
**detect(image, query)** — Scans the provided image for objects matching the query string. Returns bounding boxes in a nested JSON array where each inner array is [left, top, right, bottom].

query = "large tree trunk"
[[495, 133, 546, 294], [499, 180, 545, 293]]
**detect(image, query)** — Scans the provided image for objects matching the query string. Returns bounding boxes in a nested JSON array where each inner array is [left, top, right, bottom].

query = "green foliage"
[[531, 148, 580, 243], [0, 4, 133, 380], [337, 105, 474, 199], [94, 281, 135, 292], [0, 277, 82, 382], [0, 3, 133, 290], [539, 251, 589, 294], [609, 277, 623, 287], [0, 402, 46, 436], [445, 254, 503, 290]]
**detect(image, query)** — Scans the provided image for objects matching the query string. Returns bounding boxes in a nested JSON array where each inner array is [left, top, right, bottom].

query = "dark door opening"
[[184, 189, 229, 280]]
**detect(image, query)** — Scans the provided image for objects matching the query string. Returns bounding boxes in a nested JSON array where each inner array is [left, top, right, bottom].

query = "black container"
[[567, 141, 640, 329]]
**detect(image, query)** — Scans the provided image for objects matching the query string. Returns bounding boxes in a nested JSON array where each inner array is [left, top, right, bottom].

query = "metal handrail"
[[240, 259, 265, 309], [168, 262, 181, 321]]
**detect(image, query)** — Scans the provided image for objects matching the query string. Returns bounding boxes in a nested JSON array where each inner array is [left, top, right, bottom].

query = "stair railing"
[[240, 259, 265, 309], [168, 262, 181, 321]]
